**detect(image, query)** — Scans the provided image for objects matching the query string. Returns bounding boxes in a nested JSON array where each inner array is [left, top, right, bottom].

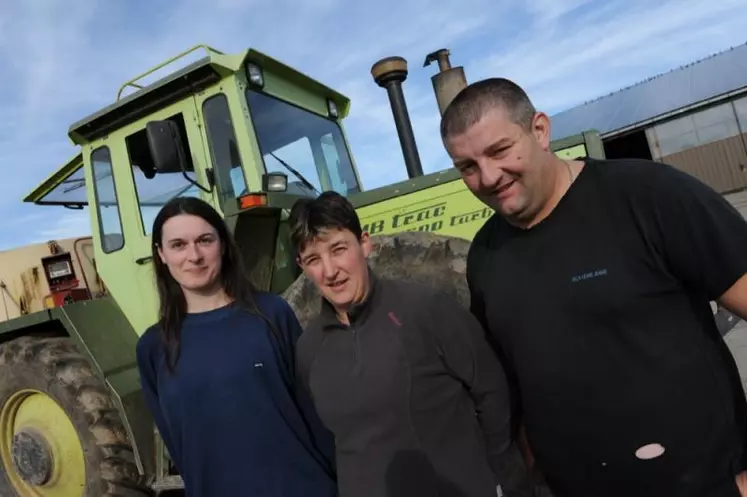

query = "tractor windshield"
[[246, 89, 360, 196]]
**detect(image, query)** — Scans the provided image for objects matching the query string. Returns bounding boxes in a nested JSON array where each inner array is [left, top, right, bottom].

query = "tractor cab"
[[24, 44, 364, 335]]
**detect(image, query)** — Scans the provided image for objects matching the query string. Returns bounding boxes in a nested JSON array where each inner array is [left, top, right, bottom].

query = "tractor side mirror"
[[146, 120, 186, 174]]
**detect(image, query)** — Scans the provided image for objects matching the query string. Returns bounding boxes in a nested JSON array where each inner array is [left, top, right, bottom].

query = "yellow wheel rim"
[[0, 389, 86, 497]]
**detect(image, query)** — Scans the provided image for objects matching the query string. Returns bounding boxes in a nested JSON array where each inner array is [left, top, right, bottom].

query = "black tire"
[[0, 336, 152, 497], [282, 231, 473, 327]]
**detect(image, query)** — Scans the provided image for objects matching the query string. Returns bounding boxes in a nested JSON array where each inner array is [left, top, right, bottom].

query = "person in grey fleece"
[[288, 191, 519, 497]]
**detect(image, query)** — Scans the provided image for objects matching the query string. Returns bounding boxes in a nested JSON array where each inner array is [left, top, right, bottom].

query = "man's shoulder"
[[467, 212, 505, 270], [378, 276, 460, 315], [295, 313, 327, 378], [300, 311, 326, 336], [296, 312, 326, 351], [472, 212, 501, 245], [586, 157, 725, 210], [379, 275, 436, 299], [586, 157, 692, 188]]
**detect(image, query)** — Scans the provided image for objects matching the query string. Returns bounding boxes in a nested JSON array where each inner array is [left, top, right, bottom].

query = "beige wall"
[[660, 133, 747, 194], [0, 237, 104, 323]]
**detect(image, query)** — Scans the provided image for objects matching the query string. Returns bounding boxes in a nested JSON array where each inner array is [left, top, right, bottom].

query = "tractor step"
[[153, 475, 185, 494]]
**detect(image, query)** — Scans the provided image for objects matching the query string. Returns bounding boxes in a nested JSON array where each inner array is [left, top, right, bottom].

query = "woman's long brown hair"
[[150, 196, 290, 376]]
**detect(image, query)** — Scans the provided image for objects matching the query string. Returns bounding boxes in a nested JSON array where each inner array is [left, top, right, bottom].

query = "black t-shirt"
[[467, 157, 747, 497]]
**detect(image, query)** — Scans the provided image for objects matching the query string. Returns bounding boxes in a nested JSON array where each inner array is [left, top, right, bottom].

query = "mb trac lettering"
[[361, 201, 496, 236], [450, 206, 493, 226]]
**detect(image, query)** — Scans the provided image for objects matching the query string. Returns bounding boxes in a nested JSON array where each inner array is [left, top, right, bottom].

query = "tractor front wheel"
[[0, 336, 151, 497]]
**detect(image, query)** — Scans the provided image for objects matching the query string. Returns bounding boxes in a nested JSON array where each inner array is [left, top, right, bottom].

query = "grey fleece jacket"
[[296, 270, 514, 497]]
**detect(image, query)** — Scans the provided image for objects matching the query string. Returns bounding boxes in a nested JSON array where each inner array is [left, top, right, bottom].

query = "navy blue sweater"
[[136, 292, 337, 497]]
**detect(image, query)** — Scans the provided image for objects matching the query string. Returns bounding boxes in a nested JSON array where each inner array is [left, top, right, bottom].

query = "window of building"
[[691, 102, 740, 144], [91, 146, 125, 253], [652, 101, 741, 156], [203, 94, 247, 202], [734, 95, 747, 132], [126, 113, 201, 235]]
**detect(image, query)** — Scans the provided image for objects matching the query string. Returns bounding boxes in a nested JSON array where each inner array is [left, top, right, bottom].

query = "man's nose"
[[321, 257, 337, 279], [478, 161, 503, 190]]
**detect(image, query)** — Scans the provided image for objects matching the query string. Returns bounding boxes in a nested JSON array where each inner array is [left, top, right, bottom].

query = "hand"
[[736, 470, 747, 496]]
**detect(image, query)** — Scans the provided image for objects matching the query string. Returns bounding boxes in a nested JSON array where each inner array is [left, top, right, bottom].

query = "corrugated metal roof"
[[550, 42, 747, 140]]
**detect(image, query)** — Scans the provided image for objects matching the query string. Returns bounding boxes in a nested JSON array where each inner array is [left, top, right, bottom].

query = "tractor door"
[[192, 85, 254, 213], [88, 96, 215, 335]]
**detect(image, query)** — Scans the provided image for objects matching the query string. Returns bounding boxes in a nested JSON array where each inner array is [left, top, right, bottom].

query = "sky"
[[0, 0, 746, 251]]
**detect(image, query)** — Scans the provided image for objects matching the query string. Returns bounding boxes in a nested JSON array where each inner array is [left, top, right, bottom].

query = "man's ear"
[[531, 111, 552, 151], [360, 232, 372, 258]]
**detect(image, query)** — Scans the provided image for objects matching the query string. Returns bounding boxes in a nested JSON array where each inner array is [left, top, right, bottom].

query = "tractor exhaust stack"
[[371, 56, 424, 179], [423, 48, 468, 116]]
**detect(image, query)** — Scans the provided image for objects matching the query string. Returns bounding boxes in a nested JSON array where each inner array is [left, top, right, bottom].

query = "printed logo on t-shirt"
[[570, 268, 608, 283]]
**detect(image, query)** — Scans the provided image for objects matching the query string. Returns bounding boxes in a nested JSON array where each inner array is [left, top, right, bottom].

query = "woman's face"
[[157, 214, 223, 293]]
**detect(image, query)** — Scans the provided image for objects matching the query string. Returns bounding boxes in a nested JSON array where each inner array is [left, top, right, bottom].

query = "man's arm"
[[275, 299, 338, 478], [427, 290, 513, 475], [718, 274, 747, 321], [643, 162, 747, 317]]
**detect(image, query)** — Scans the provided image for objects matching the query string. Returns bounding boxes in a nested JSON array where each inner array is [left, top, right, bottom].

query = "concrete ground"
[[725, 319, 747, 397]]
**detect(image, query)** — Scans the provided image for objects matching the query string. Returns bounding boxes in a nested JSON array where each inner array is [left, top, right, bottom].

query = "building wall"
[[646, 94, 747, 194], [658, 133, 747, 193]]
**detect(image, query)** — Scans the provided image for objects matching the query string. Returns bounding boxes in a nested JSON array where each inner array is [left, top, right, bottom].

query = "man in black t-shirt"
[[439, 77, 747, 497]]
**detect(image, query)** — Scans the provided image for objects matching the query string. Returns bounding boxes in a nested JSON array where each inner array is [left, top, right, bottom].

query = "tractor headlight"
[[246, 63, 264, 87], [327, 99, 339, 118], [262, 172, 288, 192]]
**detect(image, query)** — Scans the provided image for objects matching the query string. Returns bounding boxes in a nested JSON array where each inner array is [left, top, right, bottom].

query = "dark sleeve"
[[643, 162, 747, 301], [135, 329, 181, 471], [427, 290, 513, 477], [275, 299, 337, 476]]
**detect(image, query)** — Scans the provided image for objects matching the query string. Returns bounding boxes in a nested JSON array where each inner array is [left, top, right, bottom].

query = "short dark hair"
[[440, 77, 537, 141], [289, 191, 363, 256]]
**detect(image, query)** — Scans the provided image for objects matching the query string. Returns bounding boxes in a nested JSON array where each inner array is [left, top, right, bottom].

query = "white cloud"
[[0, 210, 91, 251], [0, 0, 744, 250]]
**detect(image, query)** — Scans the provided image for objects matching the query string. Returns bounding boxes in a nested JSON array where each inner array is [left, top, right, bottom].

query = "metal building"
[[550, 42, 747, 214]]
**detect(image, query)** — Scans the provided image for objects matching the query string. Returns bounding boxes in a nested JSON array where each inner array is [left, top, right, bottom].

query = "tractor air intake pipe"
[[423, 48, 468, 116], [371, 56, 424, 179]]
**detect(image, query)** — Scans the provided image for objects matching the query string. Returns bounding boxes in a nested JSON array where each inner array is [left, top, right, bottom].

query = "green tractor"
[[1, 44, 604, 495]]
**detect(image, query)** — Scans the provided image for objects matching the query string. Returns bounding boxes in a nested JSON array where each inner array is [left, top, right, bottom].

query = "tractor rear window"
[[91, 146, 125, 253], [246, 90, 360, 196]]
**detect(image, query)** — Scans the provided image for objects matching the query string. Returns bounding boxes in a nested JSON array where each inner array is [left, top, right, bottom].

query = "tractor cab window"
[[203, 94, 248, 201], [246, 90, 360, 197], [91, 147, 125, 253], [125, 113, 201, 235]]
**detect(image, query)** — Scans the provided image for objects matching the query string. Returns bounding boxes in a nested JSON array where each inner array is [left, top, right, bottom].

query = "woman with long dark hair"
[[135, 196, 337, 497]]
